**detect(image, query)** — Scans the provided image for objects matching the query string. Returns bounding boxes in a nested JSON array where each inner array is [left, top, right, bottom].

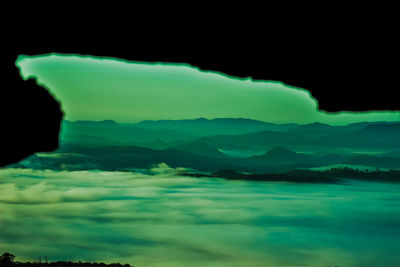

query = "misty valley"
[[3, 53, 400, 267], [9, 118, 400, 182], [2, 53, 400, 267], [2, 118, 400, 266]]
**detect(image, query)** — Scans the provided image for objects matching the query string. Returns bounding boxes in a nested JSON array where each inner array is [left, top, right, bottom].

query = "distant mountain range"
[[12, 118, 398, 173], [134, 117, 299, 136], [63, 119, 400, 148], [194, 122, 400, 152]]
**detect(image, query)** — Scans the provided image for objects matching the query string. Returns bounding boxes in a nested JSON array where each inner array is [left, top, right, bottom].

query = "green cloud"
[[1, 168, 399, 266], [16, 54, 399, 125]]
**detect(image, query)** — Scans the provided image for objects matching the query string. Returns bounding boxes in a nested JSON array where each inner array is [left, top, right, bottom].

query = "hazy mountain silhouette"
[[7, 119, 399, 172], [190, 122, 400, 151], [136, 117, 298, 136], [170, 140, 228, 158], [353, 123, 400, 136], [248, 146, 399, 168], [61, 120, 195, 148], [344, 154, 400, 169], [59, 120, 400, 153], [293, 122, 332, 130], [251, 146, 308, 163]]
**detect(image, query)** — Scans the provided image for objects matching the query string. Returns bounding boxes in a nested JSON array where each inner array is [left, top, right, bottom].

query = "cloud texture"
[[1, 167, 399, 266]]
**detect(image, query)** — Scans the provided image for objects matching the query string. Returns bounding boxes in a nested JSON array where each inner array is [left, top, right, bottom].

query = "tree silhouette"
[[0, 252, 15, 266], [0, 252, 132, 266]]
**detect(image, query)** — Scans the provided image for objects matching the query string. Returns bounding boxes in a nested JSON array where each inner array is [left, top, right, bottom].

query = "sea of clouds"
[[1, 165, 399, 267]]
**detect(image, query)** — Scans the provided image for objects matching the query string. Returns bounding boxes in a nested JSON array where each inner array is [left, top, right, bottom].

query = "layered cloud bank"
[[1, 168, 399, 266], [16, 54, 399, 125]]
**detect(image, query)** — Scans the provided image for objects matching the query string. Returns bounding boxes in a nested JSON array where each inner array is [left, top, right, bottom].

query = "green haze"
[[4, 53, 399, 267], [1, 167, 399, 266], [16, 54, 399, 125]]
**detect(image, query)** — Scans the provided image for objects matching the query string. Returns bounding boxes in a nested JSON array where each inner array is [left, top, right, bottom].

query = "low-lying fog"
[[1, 166, 399, 267]]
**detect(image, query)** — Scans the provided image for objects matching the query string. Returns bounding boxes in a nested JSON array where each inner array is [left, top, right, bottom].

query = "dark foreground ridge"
[[0, 253, 132, 267], [183, 167, 400, 184]]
